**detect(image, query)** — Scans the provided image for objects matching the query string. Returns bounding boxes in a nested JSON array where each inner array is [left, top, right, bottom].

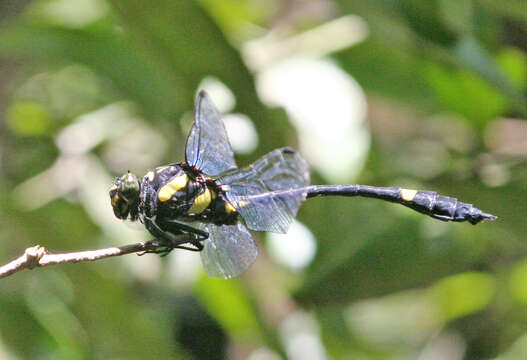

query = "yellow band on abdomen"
[[401, 189, 418, 202]]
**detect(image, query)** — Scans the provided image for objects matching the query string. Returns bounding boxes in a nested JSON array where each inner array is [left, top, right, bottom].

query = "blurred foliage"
[[0, 0, 527, 359]]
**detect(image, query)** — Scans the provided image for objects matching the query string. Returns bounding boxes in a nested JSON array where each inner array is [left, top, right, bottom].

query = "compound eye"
[[109, 177, 120, 199], [119, 172, 140, 197], [109, 173, 140, 220]]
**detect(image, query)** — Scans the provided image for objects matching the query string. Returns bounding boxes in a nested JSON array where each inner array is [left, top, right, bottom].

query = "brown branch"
[[0, 241, 159, 279]]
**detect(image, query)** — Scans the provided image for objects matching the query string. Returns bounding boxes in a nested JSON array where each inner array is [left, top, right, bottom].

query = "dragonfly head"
[[109, 171, 141, 221]]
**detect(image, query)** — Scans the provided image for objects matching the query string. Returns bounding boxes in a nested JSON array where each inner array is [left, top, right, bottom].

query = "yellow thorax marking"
[[225, 202, 237, 213], [158, 173, 189, 202], [188, 188, 214, 214], [401, 189, 418, 202]]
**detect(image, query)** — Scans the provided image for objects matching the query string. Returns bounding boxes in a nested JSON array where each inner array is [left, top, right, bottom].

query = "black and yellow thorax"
[[139, 163, 238, 226]]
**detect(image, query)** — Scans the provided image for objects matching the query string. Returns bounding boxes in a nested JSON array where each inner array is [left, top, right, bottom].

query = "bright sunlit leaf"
[[196, 276, 262, 341], [496, 47, 527, 90], [431, 272, 496, 321], [508, 259, 527, 305], [6, 101, 51, 136], [425, 63, 507, 126]]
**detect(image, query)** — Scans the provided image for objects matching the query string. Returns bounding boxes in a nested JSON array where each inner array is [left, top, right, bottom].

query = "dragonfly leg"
[[171, 240, 204, 252], [138, 241, 174, 256], [142, 216, 208, 255], [139, 237, 204, 255], [162, 218, 209, 241]]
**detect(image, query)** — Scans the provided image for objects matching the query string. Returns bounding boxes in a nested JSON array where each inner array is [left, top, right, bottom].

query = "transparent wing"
[[199, 222, 258, 279], [219, 147, 310, 233], [185, 90, 237, 176]]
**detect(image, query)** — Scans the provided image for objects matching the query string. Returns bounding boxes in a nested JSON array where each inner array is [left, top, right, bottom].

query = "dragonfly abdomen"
[[305, 185, 496, 225], [398, 190, 496, 225]]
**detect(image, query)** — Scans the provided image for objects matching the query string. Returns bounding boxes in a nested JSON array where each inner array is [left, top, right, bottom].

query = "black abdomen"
[[305, 185, 496, 225]]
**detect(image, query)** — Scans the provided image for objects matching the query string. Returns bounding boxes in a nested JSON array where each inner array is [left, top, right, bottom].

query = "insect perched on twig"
[[109, 91, 497, 278]]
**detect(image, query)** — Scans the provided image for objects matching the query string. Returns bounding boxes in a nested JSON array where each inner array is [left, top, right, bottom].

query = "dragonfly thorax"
[[138, 164, 238, 228]]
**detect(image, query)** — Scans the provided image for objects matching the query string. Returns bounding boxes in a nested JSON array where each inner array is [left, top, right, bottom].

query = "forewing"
[[220, 147, 310, 233], [199, 222, 258, 279], [185, 90, 237, 176]]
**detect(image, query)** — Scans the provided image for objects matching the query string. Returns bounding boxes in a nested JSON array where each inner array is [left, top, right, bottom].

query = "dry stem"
[[0, 242, 159, 279]]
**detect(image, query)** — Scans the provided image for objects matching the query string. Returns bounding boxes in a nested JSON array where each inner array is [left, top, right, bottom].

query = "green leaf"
[[431, 272, 496, 321], [336, 40, 439, 110], [6, 101, 51, 136], [479, 0, 527, 22], [509, 260, 527, 305], [196, 276, 262, 342], [0, 25, 181, 119], [424, 63, 507, 126], [496, 47, 527, 90], [107, 0, 296, 153], [454, 36, 527, 115], [438, 0, 474, 34]]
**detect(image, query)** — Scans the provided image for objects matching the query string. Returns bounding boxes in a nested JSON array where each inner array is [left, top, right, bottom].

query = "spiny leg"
[[171, 241, 204, 252], [141, 216, 208, 255], [140, 237, 204, 255], [162, 218, 209, 240]]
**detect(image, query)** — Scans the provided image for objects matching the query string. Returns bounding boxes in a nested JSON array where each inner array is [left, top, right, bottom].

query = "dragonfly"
[[109, 90, 497, 279]]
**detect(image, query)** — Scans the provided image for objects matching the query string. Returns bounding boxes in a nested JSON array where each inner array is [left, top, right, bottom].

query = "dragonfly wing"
[[185, 90, 237, 176], [220, 147, 310, 233], [199, 222, 258, 279]]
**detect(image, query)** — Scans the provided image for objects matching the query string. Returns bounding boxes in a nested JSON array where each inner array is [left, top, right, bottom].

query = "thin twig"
[[0, 241, 159, 279]]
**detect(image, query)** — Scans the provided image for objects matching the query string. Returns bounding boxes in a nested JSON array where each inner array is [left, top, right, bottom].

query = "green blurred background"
[[0, 0, 526, 359]]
